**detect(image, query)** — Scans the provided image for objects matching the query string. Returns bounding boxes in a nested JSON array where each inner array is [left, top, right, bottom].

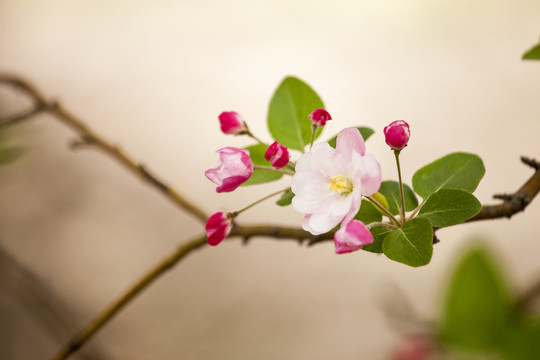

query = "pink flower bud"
[[384, 120, 410, 151], [264, 141, 290, 169], [218, 111, 248, 135], [205, 212, 234, 246], [334, 220, 373, 254], [309, 108, 332, 127], [205, 147, 254, 193]]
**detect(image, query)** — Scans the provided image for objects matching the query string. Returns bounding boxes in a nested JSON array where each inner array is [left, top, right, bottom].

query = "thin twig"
[[0, 74, 208, 223], [466, 156, 540, 222], [50, 234, 208, 360]]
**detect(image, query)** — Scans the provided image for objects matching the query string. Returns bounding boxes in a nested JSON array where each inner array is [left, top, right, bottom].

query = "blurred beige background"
[[1, 0, 540, 359]]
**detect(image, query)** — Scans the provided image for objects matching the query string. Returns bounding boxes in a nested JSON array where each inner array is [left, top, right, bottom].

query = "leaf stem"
[[408, 199, 426, 221], [394, 150, 406, 225], [365, 195, 401, 227]]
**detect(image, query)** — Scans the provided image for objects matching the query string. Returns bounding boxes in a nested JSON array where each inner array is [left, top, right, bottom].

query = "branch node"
[[69, 135, 94, 149]]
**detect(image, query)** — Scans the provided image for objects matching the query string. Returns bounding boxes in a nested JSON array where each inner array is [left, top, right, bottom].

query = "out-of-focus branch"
[[0, 243, 107, 360], [0, 74, 208, 224]]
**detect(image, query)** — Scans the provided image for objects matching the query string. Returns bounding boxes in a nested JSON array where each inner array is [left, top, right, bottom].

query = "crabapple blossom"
[[205, 147, 254, 193], [218, 111, 248, 135], [291, 127, 382, 235], [384, 120, 410, 151], [264, 141, 290, 169], [205, 212, 234, 246], [334, 220, 374, 254], [309, 108, 332, 127]]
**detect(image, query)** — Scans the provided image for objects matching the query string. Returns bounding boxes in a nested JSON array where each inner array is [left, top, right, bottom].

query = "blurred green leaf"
[[276, 188, 294, 206], [417, 189, 481, 227], [440, 246, 511, 352], [242, 144, 283, 185], [267, 76, 324, 151], [327, 127, 374, 148], [382, 217, 433, 267], [0, 146, 24, 165], [412, 152, 485, 199], [523, 42, 540, 60], [378, 180, 418, 215]]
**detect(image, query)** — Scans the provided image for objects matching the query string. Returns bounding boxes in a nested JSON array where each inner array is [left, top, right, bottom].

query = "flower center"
[[329, 175, 353, 196]]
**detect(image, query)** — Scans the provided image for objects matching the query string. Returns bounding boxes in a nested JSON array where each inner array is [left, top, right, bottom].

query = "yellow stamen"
[[329, 175, 353, 196]]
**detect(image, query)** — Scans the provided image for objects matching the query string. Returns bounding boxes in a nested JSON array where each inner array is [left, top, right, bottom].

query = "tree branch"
[[0, 74, 208, 224], [466, 156, 540, 222], [1, 73, 539, 360]]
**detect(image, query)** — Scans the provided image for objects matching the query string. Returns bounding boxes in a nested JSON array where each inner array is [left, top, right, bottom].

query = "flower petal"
[[336, 127, 366, 160], [334, 220, 373, 254]]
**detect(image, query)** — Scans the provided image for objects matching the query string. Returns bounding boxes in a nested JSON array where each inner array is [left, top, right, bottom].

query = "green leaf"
[[242, 144, 283, 186], [276, 188, 294, 206], [378, 181, 418, 215], [523, 42, 540, 60], [440, 246, 511, 352], [0, 146, 24, 165], [363, 225, 391, 253], [382, 217, 433, 267], [354, 199, 382, 225], [412, 152, 485, 199], [267, 76, 325, 151], [417, 189, 481, 227], [327, 127, 374, 148]]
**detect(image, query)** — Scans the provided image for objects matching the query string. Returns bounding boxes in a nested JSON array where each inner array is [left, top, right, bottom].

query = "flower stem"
[[234, 188, 289, 216], [365, 195, 401, 227], [246, 131, 267, 147], [394, 150, 406, 225], [253, 165, 294, 175], [309, 124, 318, 151]]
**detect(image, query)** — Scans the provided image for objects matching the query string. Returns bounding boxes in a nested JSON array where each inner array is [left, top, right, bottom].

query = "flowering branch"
[[1, 73, 540, 359]]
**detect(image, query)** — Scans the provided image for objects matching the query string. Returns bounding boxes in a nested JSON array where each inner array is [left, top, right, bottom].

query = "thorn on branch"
[[69, 135, 94, 149]]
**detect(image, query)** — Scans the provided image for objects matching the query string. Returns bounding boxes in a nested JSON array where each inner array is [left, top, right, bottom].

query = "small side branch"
[[0, 74, 208, 223], [467, 156, 540, 222]]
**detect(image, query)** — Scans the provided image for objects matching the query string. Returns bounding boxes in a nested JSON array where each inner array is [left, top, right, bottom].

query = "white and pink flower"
[[291, 127, 382, 236], [205, 147, 254, 193]]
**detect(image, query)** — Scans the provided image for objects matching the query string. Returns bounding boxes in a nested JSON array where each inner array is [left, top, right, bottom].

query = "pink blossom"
[[334, 220, 373, 254], [205, 212, 234, 246], [384, 120, 410, 151], [264, 141, 290, 169], [309, 108, 332, 127], [205, 147, 254, 193], [291, 128, 382, 235], [391, 336, 433, 360], [218, 111, 248, 135]]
